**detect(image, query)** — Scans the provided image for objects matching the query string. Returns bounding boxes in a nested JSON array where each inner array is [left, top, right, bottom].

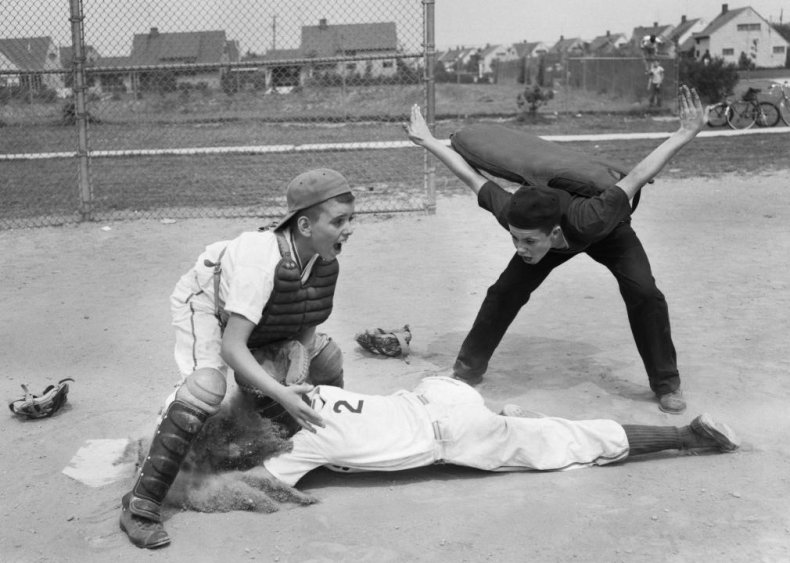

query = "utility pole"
[[272, 14, 277, 51]]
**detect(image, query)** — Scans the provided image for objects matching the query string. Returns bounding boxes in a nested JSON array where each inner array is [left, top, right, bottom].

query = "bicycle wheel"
[[780, 98, 790, 126], [726, 101, 756, 129], [707, 103, 729, 127], [755, 102, 780, 127]]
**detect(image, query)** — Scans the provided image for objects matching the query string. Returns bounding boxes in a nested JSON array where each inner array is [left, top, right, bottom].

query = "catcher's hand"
[[355, 325, 412, 360], [9, 378, 74, 420], [251, 340, 310, 385]]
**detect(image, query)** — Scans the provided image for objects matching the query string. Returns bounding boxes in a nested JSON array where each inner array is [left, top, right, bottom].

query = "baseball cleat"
[[119, 493, 170, 549], [690, 413, 740, 452]]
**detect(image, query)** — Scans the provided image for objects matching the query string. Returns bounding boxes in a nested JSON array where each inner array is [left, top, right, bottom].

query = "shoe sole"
[[695, 413, 740, 452]]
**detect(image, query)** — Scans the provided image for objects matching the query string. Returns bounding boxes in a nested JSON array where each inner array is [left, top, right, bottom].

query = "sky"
[[434, 0, 789, 49], [1, 0, 788, 56]]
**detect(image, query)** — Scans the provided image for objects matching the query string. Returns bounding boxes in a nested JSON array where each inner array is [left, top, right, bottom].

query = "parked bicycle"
[[707, 101, 730, 127], [767, 81, 790, 126], [725, 87, 780, 129]]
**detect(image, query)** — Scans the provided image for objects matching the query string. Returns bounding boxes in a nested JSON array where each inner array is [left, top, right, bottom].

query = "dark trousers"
[[454, 222, 680, 395]]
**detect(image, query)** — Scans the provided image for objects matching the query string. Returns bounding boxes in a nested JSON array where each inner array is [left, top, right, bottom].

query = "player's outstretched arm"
[[403, 104, 488, 195], [615, 86, 709, 200]]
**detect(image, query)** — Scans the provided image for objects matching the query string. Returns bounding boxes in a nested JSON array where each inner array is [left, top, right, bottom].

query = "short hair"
[[506, 186, 561, 234], [295, 191, 355, 225]]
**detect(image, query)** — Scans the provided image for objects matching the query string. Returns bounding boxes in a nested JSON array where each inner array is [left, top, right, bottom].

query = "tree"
[[679, 57, 739, 103], [737, 51, 755, 71]]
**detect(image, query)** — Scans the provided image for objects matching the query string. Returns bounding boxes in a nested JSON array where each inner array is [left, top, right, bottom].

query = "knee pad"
[[176, 367, 227, 415], [308, 339, 344, 387]]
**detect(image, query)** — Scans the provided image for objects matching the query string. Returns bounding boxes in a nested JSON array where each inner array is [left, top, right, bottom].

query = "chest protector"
[[246, 231, 339, 349]]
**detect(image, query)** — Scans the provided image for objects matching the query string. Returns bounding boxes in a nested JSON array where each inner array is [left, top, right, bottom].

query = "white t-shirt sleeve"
[[221, 231, 282, 325], [263, 432, 329, 486]]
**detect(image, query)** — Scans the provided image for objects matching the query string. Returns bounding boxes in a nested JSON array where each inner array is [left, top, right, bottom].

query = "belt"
[[416, 393, 445, 443]]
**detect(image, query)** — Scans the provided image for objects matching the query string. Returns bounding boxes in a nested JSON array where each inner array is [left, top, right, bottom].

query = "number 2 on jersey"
[[332, 399, 364, 414]]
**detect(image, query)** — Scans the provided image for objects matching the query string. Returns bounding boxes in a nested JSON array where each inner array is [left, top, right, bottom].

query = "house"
[[477, 43, 518, 78], [631, 22, 676, 57], [0, 36, 63, 91], [549, 36, 587, 58], [692, 3, 789, 67], [512, 41, 549, 60], [126, 28, 239, 92], [671, 15, 708, 56], [436, 46, 471, 72], [588, 31, 629, 56], [301, 19, 399, 80]]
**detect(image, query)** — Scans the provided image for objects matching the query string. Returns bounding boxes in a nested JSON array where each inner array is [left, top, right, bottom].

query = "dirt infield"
[[2, 170, 790, 562]]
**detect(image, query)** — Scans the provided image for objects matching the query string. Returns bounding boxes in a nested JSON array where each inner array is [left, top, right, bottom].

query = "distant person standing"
[[647, 61, 665, 108]]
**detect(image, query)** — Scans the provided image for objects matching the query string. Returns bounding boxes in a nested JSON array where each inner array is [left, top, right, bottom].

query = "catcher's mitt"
[[8, 378, 74, 420], [355, 325, 412, 360], [249, 340, 310, 386]]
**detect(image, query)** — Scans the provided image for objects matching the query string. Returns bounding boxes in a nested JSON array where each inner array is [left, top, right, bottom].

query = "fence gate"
[[0, 0, 435, 228]]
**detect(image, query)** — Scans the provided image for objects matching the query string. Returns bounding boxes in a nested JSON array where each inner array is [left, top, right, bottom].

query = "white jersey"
[[264, 377, 629, 486]]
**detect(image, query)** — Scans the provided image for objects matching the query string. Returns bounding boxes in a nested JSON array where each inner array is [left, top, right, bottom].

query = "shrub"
[[679, 57, 739, 103]]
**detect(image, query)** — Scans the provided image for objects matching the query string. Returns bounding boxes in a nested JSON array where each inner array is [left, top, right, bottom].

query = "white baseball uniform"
[[264, 376, 629, 486], [169, 227, 320, 378]]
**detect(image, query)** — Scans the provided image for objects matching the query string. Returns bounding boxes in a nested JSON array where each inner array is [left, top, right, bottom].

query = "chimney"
[[681, 15, 687, 23], [722, 4, 728, 14], [319, 18, 327, 29], [653, 22, 658, 27], [606, 30, 610, 37], [149, 27, 159, 37]]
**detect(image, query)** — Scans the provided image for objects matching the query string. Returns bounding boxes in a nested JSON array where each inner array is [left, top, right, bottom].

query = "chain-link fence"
[[0, 0, 435, 228]]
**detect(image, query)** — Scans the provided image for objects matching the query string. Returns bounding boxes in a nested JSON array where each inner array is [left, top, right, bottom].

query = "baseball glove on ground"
[[249, 340, 310, 386], [355, 325, 412, 359], [8, 378, 74, 420]]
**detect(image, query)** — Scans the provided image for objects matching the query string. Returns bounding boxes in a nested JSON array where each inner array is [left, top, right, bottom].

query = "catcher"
[[120, 169, 356, 549]]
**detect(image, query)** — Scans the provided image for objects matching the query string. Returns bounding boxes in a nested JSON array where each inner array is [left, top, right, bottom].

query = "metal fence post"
[[69, 0, 93, 222], [422, 0, 436, 214]]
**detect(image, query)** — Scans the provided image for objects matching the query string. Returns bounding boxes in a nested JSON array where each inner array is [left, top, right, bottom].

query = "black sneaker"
[[690, 413, 740, 453], [119, 493, 170, 549]]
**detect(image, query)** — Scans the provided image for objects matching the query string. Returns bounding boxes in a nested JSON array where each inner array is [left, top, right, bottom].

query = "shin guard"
[[128, 400, 209, 521]]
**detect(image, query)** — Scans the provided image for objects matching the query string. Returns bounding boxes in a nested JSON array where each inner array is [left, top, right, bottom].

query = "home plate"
[[62, 439, 135, 487]]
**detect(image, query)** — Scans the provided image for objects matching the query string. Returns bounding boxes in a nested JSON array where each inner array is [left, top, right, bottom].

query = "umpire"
[[404, 86, 711, 414]]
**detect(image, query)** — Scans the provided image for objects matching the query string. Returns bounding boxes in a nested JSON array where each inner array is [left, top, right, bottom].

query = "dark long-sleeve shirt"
[[477, 180, 633, 253]]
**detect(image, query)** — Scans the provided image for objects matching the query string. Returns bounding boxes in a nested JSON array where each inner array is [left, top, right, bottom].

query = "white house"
[[671, 15, 708, 55], [477, 43, 518, 78], [692, 3, 789, 67]]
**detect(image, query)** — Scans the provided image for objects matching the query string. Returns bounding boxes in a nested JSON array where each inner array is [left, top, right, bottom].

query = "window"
[[382, 61, 393, 68], [345, 63, 357, 71], [736, 23, 761, 31], [722, 48, 735, 56], [774, 46, 786, 54]]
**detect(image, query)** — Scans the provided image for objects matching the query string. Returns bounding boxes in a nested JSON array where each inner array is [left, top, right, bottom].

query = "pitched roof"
[[0, 36, 56, 70], [671, 17, 701, 42], [693, 7, 751, 38], [632, 23, 674, 42], [512, 41, 541, 57], [129, 29, 237, 65], [301, 22, 397, 57], [588, 33, 626, 52], [549, 37, 585, 54]]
